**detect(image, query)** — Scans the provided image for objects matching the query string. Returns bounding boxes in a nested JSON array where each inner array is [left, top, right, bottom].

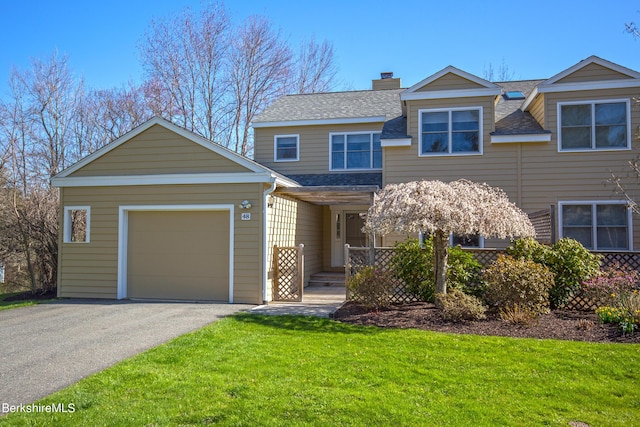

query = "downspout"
[[262, 177, 277, 303]]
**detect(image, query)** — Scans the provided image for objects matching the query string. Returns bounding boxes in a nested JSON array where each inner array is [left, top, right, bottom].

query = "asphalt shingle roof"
[[253, 89, 404, 124], [493, 80, 549, 135], [285, 173, 382, 187]]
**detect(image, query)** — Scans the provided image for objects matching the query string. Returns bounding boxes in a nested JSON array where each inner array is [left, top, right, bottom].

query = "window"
[[451, 234, 484, 248], [504, 91, 525, 100], [419, 108, 482, 156], [64, 206, 90, 243], [559, 100, 630, 151], [560, 202, 631, 250], [274, 135, 299, 162], [330, 132, 382, 170], [0, 264, 4, 283]]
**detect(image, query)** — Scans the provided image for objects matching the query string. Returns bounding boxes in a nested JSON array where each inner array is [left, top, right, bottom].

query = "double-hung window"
[[420, 107, 482, 156], [330, 132, 382, 170], [560, 202, 631, 250], [558, 100, 630, 151], [274, 135, 299, 162]]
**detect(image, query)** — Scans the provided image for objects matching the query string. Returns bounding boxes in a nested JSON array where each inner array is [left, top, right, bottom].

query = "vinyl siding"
[[416, 73, 484, 92], [555, 63, 631, 84], [72, 125, 251, 176], [528, 93, 545, 128], [254, 123, 385, 175], [58, 183, 264, 303], [266, 193, 324, 300]]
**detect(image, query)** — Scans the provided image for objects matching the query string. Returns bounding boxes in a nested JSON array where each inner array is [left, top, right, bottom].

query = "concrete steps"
[[308, 272, 345, 287]]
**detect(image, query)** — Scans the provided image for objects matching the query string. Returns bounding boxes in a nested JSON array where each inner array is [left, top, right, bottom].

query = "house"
[[52, 56, 640, 304]]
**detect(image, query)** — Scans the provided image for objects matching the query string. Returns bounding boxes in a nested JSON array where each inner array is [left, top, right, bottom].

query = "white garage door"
[[127, 210, 230, 301]]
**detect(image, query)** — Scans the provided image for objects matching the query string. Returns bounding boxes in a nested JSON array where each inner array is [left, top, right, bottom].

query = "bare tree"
[[291, 38, 338, 94], [365, 180, 535, 295], [140, 2, 230, 140], [483, 58, 515, 82], [227, 15, 292, 155]]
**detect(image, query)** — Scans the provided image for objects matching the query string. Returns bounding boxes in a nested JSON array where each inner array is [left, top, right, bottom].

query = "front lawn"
[[2, 313, 638, 426]]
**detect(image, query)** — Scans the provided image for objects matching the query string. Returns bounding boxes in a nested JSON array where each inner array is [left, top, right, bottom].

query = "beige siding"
[[254, 122, 385, 175], [266, 193, 324, 300], [58, 183, 264, 304], [556, 63, 631, 84], [416, 73, 484, 92], [528, 93, 545, 128], [72, 125, 251, 176]]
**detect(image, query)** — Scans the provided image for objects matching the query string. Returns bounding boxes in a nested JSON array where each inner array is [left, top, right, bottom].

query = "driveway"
[[0, 300, 252, 409]]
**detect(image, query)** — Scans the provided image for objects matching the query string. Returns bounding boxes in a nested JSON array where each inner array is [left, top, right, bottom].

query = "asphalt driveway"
[[0, 300, 252, 410]]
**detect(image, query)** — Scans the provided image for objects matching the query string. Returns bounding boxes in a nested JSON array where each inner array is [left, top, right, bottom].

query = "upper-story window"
[[274, 134, 299, 162], [419, 107, 482, 156], [330, 132, 382, 170], [558, 100, 630, 151]]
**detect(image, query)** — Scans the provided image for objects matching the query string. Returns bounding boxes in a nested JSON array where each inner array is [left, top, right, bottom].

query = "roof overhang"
[[275, 185, 378, 205], [490, 133, 552, 144]]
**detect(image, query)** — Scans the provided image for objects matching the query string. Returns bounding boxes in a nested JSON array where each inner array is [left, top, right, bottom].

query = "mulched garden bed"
[[333, 301, 640, 344], [3, 288, 57, 302]]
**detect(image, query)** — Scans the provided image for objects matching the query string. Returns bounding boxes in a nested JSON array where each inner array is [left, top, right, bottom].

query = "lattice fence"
[[273, 244, 304, 302], [528, 208, 554, 245], [346, 245, 640, 311]]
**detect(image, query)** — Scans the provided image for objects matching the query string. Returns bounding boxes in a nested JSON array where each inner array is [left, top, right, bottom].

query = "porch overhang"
[[275, 185, 379, 205]]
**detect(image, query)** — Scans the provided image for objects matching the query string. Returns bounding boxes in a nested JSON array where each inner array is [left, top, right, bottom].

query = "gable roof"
[[252, 89, 403, 128], [522, 56, 640, 111], [400, 66, 502, 101], [52, 117, 298, 188]]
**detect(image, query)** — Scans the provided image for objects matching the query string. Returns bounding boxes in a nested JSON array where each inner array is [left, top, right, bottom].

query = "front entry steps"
[[309, 272, 345, 287]]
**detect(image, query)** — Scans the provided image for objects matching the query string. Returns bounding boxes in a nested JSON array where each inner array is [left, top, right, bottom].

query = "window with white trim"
[[419, 107, 482, 155], [64, 206, 90, 243], [560, 202, 631, 250], [330, 132, 382, 170], [558, 100, 630, 151], [274, 134, 299, 162]]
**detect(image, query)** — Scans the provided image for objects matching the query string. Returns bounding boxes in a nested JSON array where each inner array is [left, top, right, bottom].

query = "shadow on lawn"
[[233, 312, 380, 335]]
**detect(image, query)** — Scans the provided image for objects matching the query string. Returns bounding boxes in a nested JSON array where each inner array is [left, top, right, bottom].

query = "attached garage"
[[125, 209, 231, 301]]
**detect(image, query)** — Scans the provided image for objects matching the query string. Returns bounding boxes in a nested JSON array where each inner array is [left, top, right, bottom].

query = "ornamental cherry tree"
[[364, 179, 536, 295]]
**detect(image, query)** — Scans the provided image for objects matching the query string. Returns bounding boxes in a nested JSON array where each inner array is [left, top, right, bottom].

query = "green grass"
[[0, 292, 52, 311], [2, 313, 639, 426]]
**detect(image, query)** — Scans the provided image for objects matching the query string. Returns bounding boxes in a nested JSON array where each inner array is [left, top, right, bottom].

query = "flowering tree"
[[364, 179, 536, 295]]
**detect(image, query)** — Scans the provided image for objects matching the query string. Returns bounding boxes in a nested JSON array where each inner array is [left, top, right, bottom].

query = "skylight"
[[504, 91, 525, 100]]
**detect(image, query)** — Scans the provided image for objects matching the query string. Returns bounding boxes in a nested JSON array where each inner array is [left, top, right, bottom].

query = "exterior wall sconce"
[[267, 195, 275, 208], [239, 200, 252, 209]]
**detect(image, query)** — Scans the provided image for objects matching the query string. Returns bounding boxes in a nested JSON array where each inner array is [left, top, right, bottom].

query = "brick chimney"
[[372, 72, 401, 90]]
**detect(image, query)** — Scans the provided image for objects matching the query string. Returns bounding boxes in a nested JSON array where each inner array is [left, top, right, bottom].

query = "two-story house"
[[52, 56, 640, 304]]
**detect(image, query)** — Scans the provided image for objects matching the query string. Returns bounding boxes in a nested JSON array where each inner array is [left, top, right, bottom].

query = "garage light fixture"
[[239, 200, 252, 209]]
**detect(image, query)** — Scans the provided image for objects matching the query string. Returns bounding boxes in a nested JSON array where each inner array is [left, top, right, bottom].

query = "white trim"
[[401, 88, 501, 101], [262, 181, 277, 303], [274, 134, 300, 162], [418, 107, 483, 157], [329, 131, 383, 171], [252, 116, 387, 128], [54, 117, 268, 179], [558, 200, 633, 251], [557, 99, 631, 152], [491, 133, 552, 144], [52, 172, 285, 187], [380, 138, 412, 147], [117, 204, 235, 302], [537, 79, 640, 94], [63, 206, 91, 243]]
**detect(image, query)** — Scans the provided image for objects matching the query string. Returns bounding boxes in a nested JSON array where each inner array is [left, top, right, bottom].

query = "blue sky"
[[1, 0, 639, 95]]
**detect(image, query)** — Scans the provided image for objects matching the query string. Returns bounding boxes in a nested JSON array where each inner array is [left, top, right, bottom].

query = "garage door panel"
[[127, 210, 230, 301]]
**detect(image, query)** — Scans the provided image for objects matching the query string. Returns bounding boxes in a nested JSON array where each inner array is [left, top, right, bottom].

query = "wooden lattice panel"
[[273, 246, 302, 302]]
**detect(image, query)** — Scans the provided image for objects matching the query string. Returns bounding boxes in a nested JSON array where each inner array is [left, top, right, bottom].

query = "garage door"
[[127, 210, 230, 301]]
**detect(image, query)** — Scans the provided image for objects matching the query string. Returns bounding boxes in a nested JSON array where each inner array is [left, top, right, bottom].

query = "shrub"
[[506, 237, 601, 309], [391, 238, 482, 302], [347, 266, 395, 310], [582, 267, 639, 307], [483, 255, 554, 315], [596, 289, 640, 335], [499, 304, 538, 326], [435, 289, 486, 322]]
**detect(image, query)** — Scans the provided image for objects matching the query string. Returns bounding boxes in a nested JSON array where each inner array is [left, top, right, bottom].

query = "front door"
[[331, 208, 373, 267]]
